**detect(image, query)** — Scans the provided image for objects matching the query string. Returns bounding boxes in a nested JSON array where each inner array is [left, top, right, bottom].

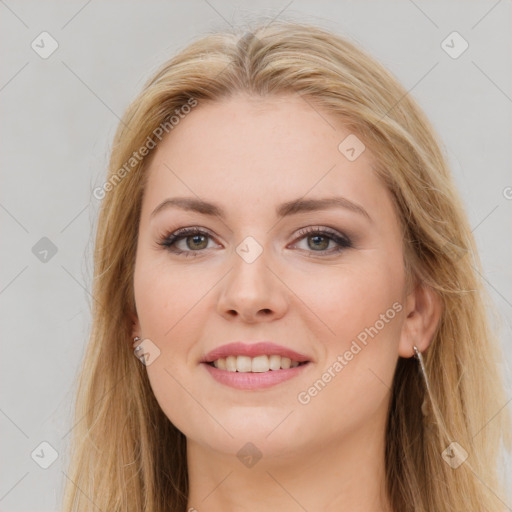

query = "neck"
[[186, 409, 392, 512]]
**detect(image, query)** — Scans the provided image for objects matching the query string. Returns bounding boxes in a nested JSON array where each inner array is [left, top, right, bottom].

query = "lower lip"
[[202, 362, 311, 390]]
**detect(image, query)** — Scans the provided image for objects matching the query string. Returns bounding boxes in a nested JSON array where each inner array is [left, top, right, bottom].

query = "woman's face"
[[133, 93, 410, 459]]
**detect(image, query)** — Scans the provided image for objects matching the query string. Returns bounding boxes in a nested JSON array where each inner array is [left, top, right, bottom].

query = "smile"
[[209, 355, 304, 372], [201, 341, 312, 389]]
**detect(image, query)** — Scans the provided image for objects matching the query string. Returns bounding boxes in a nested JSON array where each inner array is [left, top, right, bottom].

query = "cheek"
[[292, 265, 403, 433], [133, 263, 171, 338], [290, 259, 404, 343], [133, 256, 213, 435], [133, 255, 209, 340], [295, 258, 404, 395]]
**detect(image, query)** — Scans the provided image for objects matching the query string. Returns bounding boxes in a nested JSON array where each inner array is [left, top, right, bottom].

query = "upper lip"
[[201, 341, 311, 363]]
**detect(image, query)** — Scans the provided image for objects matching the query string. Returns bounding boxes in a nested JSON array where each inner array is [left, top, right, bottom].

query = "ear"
[[131, 310, 141, 339], [398, 280, 442, 358]]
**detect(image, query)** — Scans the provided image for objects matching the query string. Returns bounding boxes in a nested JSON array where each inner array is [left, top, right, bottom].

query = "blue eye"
[[159, 226, 352, 257]]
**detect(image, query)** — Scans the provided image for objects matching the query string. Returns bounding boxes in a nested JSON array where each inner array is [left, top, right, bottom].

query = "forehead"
[[141, 94, 390, 221]]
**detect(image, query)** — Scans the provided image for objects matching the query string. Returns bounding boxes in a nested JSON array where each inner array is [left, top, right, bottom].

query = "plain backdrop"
[[1, 1, 511, 510]]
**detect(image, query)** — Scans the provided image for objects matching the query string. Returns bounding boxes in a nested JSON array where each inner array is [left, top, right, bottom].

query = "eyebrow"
[[151, 196, 372, 222]]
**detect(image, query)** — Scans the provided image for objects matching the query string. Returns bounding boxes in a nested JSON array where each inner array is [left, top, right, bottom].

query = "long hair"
[[61, 21, 511, 512]]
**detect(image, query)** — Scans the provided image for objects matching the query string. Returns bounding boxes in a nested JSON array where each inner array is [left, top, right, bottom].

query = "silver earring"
[[133, 336, 143, 355], [413, 345, 430, 416]]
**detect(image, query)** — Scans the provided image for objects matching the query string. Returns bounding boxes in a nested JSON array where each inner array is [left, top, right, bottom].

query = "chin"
[[184, 408, 313, 460]]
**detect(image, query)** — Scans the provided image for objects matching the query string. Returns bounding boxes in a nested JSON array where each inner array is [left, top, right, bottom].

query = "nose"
[[216, 246, 288, 323]]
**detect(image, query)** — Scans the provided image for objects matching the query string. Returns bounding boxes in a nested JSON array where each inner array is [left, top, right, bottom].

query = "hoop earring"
[[413, 345, 430, 416]]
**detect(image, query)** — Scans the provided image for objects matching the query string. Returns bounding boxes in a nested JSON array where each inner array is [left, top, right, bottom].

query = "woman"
[[62, 21, 511, 512]]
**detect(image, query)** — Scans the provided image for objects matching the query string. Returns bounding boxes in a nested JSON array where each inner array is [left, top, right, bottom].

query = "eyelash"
[[158, 226, 352, 257]]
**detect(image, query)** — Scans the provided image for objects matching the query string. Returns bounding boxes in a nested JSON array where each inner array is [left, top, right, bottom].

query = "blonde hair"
[[62, 21, 511, 512]]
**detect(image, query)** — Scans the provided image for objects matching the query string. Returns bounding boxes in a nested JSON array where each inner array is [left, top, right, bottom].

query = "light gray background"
[[1, 1, 511, 511]]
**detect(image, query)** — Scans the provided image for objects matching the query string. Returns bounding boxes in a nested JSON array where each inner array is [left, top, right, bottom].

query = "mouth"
[[201, 341, 312, 390]]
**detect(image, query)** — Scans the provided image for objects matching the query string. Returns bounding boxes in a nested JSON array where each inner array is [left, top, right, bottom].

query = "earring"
[[413, 345, 430, 416], [133, 336, 143, 355]]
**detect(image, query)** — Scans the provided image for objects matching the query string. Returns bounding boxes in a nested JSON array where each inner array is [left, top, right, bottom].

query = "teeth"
[[226, 356, 237, 372], [236, 355, 252, 372], [211, 355, 303, 372], [214, 357, 226, 370], [269, 355, 281, 370], [251, 355, 269, 373]]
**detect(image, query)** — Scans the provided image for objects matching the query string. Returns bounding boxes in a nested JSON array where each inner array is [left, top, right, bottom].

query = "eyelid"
[[292, 225, 351, 243], [288, 226, 353, 253], [158, 226, 221, 251], [158, 224, 353, 257]]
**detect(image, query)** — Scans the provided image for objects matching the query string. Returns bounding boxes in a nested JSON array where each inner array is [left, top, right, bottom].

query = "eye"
[[291, 226, 352, 255], [158, 225, 352, 257], [158, 227, 219, 257]]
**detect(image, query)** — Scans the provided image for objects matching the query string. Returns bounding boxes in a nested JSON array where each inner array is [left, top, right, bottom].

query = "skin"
[[132, 93, 442, 512]]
